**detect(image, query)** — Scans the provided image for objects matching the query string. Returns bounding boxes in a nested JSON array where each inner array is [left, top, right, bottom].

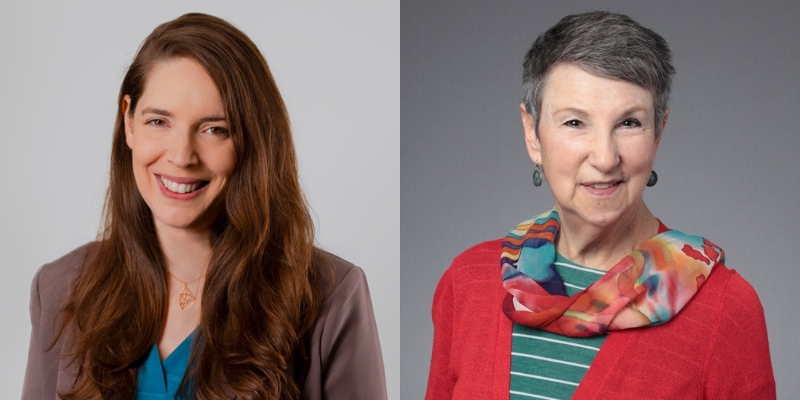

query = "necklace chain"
[[167, 271, 204, 285]]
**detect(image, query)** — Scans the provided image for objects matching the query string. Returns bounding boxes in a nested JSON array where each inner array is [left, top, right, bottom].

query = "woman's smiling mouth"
[[160, 176, 204, 193], [583, 181, 621, 195], [156, 174, 210, 197], [587, 182, 618, 189]]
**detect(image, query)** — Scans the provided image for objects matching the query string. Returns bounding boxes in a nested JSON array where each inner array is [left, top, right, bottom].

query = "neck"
[[154, 222, 213, 280], [555, 203, 659, 271]]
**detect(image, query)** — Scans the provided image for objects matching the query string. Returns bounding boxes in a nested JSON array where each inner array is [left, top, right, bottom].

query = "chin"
[[574, 207, 627, 228], [152, 210, 207, 231], [158, 218, 200, 231]]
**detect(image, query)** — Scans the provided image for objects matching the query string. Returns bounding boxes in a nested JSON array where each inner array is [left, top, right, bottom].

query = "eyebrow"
[[552, 106, 649, 118], [552, 107, 590, 119], [140, 107, 227, 123]]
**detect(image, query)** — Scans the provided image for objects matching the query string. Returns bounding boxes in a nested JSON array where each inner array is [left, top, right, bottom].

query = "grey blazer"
[[22, 244, 388, 399]]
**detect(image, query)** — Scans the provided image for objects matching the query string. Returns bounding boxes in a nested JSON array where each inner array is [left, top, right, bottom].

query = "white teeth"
[[160, 176, 201, 194], [591, 183, 614, 189]]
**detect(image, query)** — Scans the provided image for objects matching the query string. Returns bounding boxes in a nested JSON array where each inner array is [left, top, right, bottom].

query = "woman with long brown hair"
[[22, 13, 386, 400]]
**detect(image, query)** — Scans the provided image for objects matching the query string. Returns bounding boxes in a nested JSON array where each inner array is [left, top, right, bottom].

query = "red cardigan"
[[425, 239, 776, 399]]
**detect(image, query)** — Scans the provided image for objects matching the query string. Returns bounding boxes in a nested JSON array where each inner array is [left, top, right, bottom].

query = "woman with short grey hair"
[[426, 11, 774, 399]]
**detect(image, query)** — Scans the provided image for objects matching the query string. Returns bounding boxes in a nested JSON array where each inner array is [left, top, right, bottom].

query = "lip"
[[581, 180, 621, 196], [158, 173, 205, 184], [156, 174, 209, 200]]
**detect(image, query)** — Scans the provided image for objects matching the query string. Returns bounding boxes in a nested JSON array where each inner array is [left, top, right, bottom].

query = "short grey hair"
[[522, 11, 675, 138]]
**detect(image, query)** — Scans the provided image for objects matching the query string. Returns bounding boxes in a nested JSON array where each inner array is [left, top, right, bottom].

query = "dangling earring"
[[647, 170, 658, 187], [532, 163, 543, 187]]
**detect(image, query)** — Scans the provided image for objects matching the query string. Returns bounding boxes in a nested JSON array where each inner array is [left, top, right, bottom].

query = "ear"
[[122, 95, 134, 149], [520, 103, 542, 164], [656, 107, 670, 146]]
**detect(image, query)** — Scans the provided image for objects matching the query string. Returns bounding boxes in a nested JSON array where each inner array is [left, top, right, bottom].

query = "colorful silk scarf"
[[501, 209, 724, 337]]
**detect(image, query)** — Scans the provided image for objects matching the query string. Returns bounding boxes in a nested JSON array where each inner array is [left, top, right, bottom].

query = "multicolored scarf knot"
[[501, 209, 724, 337]]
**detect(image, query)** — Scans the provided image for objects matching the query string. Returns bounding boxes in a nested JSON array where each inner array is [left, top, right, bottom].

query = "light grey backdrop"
[[0, 1, 399, 398], [402, 1, 799, 399]]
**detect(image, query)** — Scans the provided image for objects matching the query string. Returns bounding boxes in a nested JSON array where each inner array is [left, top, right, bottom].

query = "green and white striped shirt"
[[509, 254, 607, 400]]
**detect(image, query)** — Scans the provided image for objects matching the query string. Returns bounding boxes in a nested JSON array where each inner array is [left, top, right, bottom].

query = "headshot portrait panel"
[[1, 1, 398, 398], [402, 1, 799, 399]]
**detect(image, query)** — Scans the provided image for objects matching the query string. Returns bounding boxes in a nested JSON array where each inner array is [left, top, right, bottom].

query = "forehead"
[[541, 63, 653, 114], [138, 57, 225, 116]]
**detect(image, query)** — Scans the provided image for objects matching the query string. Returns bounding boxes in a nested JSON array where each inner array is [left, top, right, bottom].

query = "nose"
[[588, 130, 620, 173], [167, 129, 198, 168]]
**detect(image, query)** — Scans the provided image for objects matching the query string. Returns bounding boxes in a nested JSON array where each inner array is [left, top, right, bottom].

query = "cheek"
[[128, 137, 163, 195], [541, 132, 581, 159], [211, 146, 237, 181], [542, 139, 583, 177], [130, 150, 154, 191], [620, 141, 657, 172], [129, 134, 161, 167]]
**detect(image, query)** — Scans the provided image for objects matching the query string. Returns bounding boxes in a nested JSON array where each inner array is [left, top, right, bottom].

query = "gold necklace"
[[168, 271, 204, 311]]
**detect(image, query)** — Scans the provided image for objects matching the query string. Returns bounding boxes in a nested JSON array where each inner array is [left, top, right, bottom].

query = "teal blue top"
[[136, 332, 194, 400]]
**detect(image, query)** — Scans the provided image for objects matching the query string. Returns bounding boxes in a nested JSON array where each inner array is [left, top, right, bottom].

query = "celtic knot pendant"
[[178, 284, 196, 310]]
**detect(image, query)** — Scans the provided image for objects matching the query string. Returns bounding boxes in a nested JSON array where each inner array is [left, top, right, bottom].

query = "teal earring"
[[647, 170, 658, 187], [532, 163, 543, 187]]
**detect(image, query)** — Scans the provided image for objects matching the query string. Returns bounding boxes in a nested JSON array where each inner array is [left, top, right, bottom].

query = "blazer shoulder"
[[305, 249, 387, 399], [312, 248, 365, 297], [38, 243, 92, 273], [33, 243, 92, 304]]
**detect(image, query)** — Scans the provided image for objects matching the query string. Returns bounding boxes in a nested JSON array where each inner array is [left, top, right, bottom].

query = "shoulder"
[[657, 223, 766, 318], [445, 239, 503, 277], [721, 268, 763, 305], [309, 248, 379, 340], [695, 263, 765, 313], [707, 264, 767, 323], [304, 249, 387, 398], [25, 242, 93, 388], [311, 248, 377, 326], [452, 239, 503, 266], [432, 239, 505, 317], [437, 238, 503, 289], [686, 263, 771, 360], [672, 261, 768, 333], [36, 243, 91, 280], [699, 265, 775, 395], [32, 243, 92, 311], [312, 248, 369, 301]]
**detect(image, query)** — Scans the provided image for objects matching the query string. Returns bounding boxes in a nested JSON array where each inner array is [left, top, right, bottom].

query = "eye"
[[146, 118, 166, 127], [620, 118, 642, 128], [564, 120, 583, 128], [205, 126, 230, 137]]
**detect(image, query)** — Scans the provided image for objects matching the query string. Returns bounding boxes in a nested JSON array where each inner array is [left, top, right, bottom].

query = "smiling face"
[[522, 63, 666, 229], [123, 57, 236, 235]]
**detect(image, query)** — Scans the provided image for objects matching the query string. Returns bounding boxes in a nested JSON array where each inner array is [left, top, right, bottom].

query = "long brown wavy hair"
[[56, 13, 322, 399]]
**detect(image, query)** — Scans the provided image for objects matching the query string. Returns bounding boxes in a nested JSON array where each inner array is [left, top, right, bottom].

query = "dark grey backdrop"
[[401, 1, 799, 398]]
